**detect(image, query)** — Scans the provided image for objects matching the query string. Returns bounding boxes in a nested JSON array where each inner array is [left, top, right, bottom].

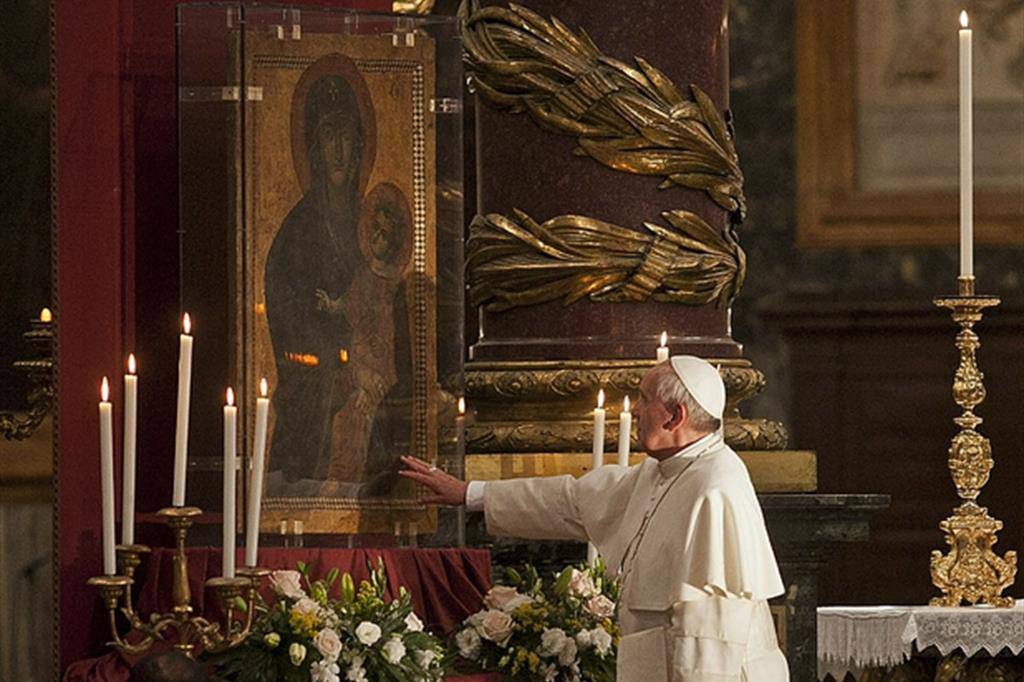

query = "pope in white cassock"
[[401, 356, 789, 680]]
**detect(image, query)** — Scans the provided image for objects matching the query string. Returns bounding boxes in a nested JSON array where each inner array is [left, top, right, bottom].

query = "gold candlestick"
[[88, 505, 267, 657], [930, 276, 1017, 607], [115, 543, 150, 621]]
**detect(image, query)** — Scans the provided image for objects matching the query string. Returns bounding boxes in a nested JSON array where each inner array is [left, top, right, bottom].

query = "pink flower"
[[568, 569, 597, 599], [270, 570, 306, 599], [585, 595, 615, 619], [313, 627, 343, 662], [478, 609, 514, 647], [483, 586, 532, 613]]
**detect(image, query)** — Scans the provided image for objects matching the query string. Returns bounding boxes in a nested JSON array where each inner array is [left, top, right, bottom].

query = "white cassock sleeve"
[[480, 465, 634, 542]]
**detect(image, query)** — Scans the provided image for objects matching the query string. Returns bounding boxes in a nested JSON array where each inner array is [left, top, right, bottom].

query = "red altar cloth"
[[64, 547, 495, 682]]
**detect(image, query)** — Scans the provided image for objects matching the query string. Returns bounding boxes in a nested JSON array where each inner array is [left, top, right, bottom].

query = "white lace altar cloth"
[[817, 601, 1024, 680]]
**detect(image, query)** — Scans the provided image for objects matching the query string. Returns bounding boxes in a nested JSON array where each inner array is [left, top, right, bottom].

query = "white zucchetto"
[[669, 355, 726, 420]]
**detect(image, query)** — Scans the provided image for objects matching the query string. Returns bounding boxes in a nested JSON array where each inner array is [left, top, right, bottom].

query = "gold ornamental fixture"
[[1, 310, 54, 440], [466, 208, 745, 311], [929, 276, 1017, 607], [88, 506, 270, 656]]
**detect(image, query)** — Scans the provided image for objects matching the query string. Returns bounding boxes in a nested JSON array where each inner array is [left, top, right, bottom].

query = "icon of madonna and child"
[[262, 56, 425, 502]]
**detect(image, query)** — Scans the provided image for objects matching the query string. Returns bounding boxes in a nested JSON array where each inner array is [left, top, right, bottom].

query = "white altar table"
[[817, 600, 1024, 680]]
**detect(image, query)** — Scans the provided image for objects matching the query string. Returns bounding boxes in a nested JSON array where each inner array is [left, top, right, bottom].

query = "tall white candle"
[[656, 331, 669, 362], [959, 10, 973, 278], [173, 314, 194, 506], [588, 390, 606, 564], [223, 387, 237, 578], [121, 354, 138, 545], [245, 379, 270, 567], [456, 397, 467, 548], [99, 378, 116, 575], [617, 396, 632, 467]]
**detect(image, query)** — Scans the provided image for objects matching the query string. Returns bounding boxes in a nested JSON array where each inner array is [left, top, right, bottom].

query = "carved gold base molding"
[[465, 358, 789, 454], [465, 451, 816, 493]]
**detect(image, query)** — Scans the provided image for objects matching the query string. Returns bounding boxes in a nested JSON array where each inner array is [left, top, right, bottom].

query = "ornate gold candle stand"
[[87, 505, 269, 656], [930, 276, 1017, 607]]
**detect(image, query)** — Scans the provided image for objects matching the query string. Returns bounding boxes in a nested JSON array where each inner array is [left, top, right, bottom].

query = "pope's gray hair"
[[650, 362, 722, 434]]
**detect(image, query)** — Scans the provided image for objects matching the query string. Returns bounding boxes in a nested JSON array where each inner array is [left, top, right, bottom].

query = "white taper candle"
[[121, 355, 138, 545], [959, 10, 973, 278], [223, 387, 237, 578], [173, 314, 194, 506], [588, 389, 606, 564], [656, 331, 669, 362], [245, 379, 270, 567], [617, 396, 632, 467], [99, 378, 116, 575]]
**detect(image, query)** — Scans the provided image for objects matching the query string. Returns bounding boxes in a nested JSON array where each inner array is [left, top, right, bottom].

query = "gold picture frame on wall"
[[239, 27, 438, 535], [795, 0, 1023, 248]]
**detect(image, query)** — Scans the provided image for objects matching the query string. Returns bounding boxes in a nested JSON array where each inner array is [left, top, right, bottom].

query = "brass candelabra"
[[929, 276, 1017, 607], [87, 506, 270, 656]]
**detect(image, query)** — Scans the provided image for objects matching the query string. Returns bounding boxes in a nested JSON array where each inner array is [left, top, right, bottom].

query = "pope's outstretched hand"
[[398, 455, 468, 506]]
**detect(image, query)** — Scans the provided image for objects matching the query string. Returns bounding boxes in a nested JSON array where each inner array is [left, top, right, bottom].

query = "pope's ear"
[[664, 403, 687, 431]]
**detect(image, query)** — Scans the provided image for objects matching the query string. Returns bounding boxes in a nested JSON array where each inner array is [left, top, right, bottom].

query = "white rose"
[[404, 612, 424, 632], [289, 642, 307, 666], [574, 629, 593, 649], [478, 609, 514, 647], [292, 597, 320, 618], [310, 659, 341, 682], [355, 621, 382, 646], [483, 585, 531, 613], [557, 637, 578, 667], [568, 569, 597, 599], [382, 635, 407, 664], [455, 627, 482, 660], [270, 570, 306, 599], [590, 627, 613, 656], [345, 661, 367, 682], [313, 627, 343, 662], [584, 594, 615, 619], [539, 628, 567, 658], [414, 648, 438, 669]]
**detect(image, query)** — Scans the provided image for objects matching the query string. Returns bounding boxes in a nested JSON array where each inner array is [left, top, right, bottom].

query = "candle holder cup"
[[87, 505, 267, 657]]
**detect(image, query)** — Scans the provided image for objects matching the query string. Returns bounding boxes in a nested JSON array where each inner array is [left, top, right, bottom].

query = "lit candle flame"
[[623, 395, 630, 412], [659, 331, 667, 347], [226, 387, 235, 407], [127, 353, 136, 374], [101, 377, 110, 402], [182, 313, 192, 335], [40, 308, 52, 322], [260, 378, 268, 397], [597, 389, 605, 409], [960, 10, 968, 28], [458, 397, 466, 415]]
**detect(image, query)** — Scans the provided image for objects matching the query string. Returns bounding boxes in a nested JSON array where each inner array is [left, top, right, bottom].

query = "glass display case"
[[177, 4, 463, 538]]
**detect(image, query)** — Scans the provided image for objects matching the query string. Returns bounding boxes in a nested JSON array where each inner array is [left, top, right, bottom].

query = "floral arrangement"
[[452, 561, 619, 681], [203, 560, 446, 682]]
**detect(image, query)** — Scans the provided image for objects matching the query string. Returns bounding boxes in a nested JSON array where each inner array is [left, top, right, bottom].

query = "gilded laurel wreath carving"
[[459, 1, 746, 219], [466, 208, 745, 310]]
